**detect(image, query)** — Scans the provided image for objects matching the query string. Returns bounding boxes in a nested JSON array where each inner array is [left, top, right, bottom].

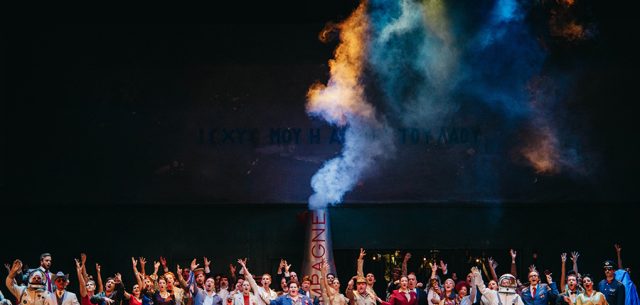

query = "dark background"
[[2, 0, 639, 300]]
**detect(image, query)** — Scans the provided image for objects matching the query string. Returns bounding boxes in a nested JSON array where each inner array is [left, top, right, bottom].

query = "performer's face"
[[356, 282, 366, 294], [488, 280, 498, 291], [408, 275, 417, 289], [528, 272, 539, 285], [288, 283, 299, 297], [41, 256, 52, 269], [582, 277, 593, 290], [261, 274, 272, 287], [458, 286, 468, 297], [567, 276, 577, 290], [87, 281, 96, 292], [400, 277, 408, 289], [366, 273, 375, 285]]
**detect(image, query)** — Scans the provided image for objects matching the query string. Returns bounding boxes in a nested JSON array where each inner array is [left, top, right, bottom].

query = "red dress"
[[381, 290, 417, 305], [130, 296, 143, 305]]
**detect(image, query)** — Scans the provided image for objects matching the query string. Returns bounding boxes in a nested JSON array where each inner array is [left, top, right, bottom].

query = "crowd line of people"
[[2, 244, 637, 305]]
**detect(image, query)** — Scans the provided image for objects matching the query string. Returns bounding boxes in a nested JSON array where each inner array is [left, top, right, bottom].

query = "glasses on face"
[[604, 268, 613, 271]]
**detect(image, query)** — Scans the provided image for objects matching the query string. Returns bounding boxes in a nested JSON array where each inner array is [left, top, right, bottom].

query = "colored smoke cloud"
[[306, 1, 395, 210]]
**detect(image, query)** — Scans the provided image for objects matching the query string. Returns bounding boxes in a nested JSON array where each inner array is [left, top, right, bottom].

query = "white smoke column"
[[306, 1, 394, 209]]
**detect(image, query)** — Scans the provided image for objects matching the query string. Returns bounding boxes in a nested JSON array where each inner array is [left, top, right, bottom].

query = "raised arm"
[[345, 277, 356, 305], [132, 258, 144, 291], [81, 253, 90, 283], [560, 253, 567, 293], [614, 244, 623, 269], [5, 259, 23, 299], [429, 262, 438, 279], [238, 259, 268, 304], [510, 249, 518, 279], [96, 263, 104, 293], [487, 257, 499, 283], [570, 252, 579, 275], [357, 248, 366, 277], [319, 260, 335, 302], [176, 265, 188, 290], [76, 259, 88, 298], [402, 253, 411, 277]]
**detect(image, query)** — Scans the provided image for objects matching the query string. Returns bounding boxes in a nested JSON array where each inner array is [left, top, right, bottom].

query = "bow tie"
[[570, 292, 577, 295]]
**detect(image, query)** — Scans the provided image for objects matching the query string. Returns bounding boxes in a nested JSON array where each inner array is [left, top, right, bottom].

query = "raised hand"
[[488, 257, 498, 270], [359, 248, 366, 260], [510, 249, 517, 261], [528, 265, 537, 273], [115, 273, 122, 283], [284, 260, 291, 272], [177, 265, 183, 275], [429, 262, 438, 273], [439, 260, 448, 273], [190, 258, 199, 271], [229, 263, 236, 275], [132, 257, 138, 268], [404, 253, 412, 262], [5, 263, 12, 273], [10, 259, 23, 274], [153, 261, 160, 270], [237, 258, 248, 270], [75, 259, 82, 270], [204, 257, 211, 268], [570, 252, 580, 262], [139, 257, 147, 267], [614, 244, 622, 253], [96, 263, 101, 272], [103, 298, 115, 304], [561, 253, 567, 263], [160, 256, 167, 267], [545, 272, 553, 284]]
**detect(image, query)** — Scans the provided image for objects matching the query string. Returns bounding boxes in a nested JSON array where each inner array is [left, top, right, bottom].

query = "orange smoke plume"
[[306, 1, 375, 126]]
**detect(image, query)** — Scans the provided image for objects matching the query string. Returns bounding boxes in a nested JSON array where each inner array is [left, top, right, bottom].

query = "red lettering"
[[312, 227, 325, 242], [312, 244, 326, 258]]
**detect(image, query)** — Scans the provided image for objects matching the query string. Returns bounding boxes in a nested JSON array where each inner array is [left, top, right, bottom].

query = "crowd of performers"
[[2, 245, 638, 305]]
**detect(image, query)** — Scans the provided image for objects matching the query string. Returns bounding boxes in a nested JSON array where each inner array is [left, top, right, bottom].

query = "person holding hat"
[[346, 276, 376, 305], [597, 260, 625, 305], [53, 271, 80, 305]]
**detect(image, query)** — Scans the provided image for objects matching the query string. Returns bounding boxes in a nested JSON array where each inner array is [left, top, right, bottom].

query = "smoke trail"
[[306, 1, 394, 209], [368, 0, 460, 128]]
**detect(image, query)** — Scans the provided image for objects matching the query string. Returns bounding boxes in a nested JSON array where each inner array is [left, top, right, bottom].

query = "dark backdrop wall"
[[2, 202, 637, 299]]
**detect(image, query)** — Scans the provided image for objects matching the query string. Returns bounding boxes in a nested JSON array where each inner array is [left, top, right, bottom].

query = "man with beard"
[[5, 259, 55, 305], [346, 276, 376, 305]]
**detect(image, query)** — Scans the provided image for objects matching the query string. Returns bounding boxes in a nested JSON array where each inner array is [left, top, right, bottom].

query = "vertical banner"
[[302, 208, 336, 302]]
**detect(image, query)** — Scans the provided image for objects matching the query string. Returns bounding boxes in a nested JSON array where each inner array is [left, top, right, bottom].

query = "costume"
[[520, 282, 559, 305], [267, 295, 313, 305], [575, 292, 607, 305], [6, 269, 55, 305], [379, 289, 417, 305], [474, 273, 524, 305], [598, 279, 625, 305], [614, 269, 638, 305]]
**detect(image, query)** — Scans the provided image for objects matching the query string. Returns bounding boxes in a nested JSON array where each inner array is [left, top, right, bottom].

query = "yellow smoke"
[[522, 78, 561, 174], [306, 0, 375, 126], [521, 126, 561, 174], [422, 0, 453, 45]]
